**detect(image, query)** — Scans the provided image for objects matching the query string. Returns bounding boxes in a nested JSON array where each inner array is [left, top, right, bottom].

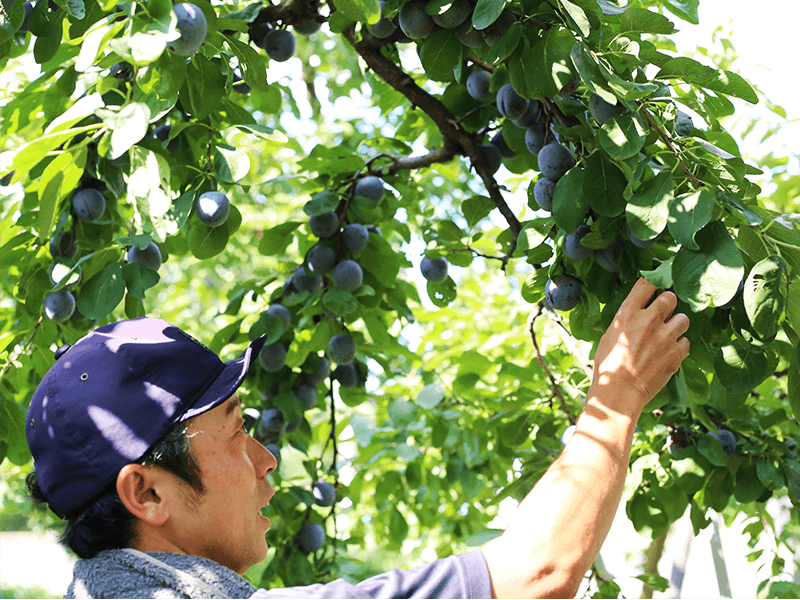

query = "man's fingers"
[[620, 278, 658, 312], [648, 289, 678, 321], [668, 312, 691, 339]]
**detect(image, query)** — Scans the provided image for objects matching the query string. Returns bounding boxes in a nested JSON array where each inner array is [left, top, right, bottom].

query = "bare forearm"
[[483, 389, 640, 598]]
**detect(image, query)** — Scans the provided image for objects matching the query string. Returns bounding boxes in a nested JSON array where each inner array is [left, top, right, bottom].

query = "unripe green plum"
[[168, 3, 207, 56], [537, 143, 574, 181], [545, 276, 581, 311], [354, 176, 385, 203], [312, 480, 337, 506], [533, 177, 556, 212], [588, 93, 626, 125], [196, 191, 230, 228], [309, 211, 340, 238], [72, 188, 106, 222], [466, 70, 493, 101], [496, 84, 529, 121], [44, 290, 76, 323], [420, 256, 448, 283], [398, 0, 435, 39], [264, 29, 296, 62], [126, 241, 162, 271], [432, 0, 470, 29], [259, 342, 287, 372], [332, 260, 363, 292], [328, 334, 356, 364], [307, 244, 336, 275], [342, 223, 369, 254]]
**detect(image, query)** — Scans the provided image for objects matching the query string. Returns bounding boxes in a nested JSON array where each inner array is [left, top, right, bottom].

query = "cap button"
[[54, 344, 72, 360]]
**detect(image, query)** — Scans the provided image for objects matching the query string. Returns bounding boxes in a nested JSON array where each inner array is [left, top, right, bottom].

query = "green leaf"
[[598, 113, 646, 160], [483, 21, 521, 65], [552, 167, 588, 234], [225, 37, 269, 91], [734, 461, 766, 503], [0, 393, 31, 466], [209, 319, 245, 355], [322, 288, 359, 316], [744, 256, 787, 340], [214, 144, 251, 183], [635, 573, 670, 593], [756, 459, 785, 491], [667, 189, 715, 251], [297, 145, 364, 176], [619, 8, 675, 35], [462, 196, 495, 228], [697, 433, 728, 467], [656, 57, 757, 103], [183, 54, 227, 120], [582, 152, 626, 217], [76, 263, 126, 319], [419, 29, 462, 81], [258, 222, 301, 256], [121, 261, 160, 299], [109, 102, 152, 160], [304, 191, 341, 217], [626, 170, 672, 241], [472, 0, 505, 30], [526, 27, 575, 99], [188, 222, 230, 260], [672, 221, 744, 312], [38, 147, 87, 239], [713, 341, 775, 394], [596, 0, 630, 15], [417, 383, 445, 409], [332, 0, 380, 24], [662, 0, 699, 25]]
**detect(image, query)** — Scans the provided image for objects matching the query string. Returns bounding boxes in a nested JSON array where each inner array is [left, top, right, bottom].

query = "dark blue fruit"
[[564, 224, 592, 261], [297, 522, 325, 553], [537, 143, 574, 181], [312, 480, 337, 506], [420, 256, 448, 283], [545, 276, 581, 311]]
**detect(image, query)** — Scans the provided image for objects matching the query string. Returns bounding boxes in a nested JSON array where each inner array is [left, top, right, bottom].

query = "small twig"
[[528, 304, 576, 424], [638, 104, 704, 188], [466, 56, 495, 73], [0, 317, 44, 383]]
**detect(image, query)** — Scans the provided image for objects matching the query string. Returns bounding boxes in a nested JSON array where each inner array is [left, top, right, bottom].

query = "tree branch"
[[638, 104, 704, 188], [341, 26, 523, 268], [528, 303, 576, 424]]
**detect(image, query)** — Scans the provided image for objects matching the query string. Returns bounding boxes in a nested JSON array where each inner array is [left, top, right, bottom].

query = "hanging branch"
[[528, 303, 576, 424]]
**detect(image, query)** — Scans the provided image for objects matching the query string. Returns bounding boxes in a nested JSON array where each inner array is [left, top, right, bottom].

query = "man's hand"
[[481, 278, 690, 598], [592, 278, 690, 412]]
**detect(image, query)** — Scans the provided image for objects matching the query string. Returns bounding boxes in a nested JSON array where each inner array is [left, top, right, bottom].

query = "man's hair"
[[26, 421, 204, 559]]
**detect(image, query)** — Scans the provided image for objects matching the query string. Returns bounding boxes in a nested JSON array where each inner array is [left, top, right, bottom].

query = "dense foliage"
[[1, 0, 798, 595]]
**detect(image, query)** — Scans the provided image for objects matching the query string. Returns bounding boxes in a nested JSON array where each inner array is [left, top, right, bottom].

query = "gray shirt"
[[65, 547, 493, 599]]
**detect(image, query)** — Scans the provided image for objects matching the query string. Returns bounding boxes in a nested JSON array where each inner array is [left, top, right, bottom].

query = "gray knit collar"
[[66, 547, 258, 599]]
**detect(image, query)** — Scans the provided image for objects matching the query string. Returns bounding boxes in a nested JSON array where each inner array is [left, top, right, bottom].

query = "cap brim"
[[180, 334, 267, 421]]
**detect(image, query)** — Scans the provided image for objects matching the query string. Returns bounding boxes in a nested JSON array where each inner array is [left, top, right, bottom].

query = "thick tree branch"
[[341, 27, 523, 267]]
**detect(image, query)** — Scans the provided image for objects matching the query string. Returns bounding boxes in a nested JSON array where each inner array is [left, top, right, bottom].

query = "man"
[[26, 278, 689, 598]]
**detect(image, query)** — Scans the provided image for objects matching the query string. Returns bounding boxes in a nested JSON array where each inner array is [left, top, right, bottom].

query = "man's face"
[[168, 394, 276, 574]]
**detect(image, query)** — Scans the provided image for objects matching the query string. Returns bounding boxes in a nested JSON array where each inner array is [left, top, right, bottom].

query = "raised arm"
[[481, 278, 690, 598]]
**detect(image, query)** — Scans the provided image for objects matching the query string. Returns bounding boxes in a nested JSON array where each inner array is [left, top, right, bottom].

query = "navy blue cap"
[[26, 317, 266, 519]]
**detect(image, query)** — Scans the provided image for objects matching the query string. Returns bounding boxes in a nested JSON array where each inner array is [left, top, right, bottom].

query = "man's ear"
[[116, 464, 170, 526]]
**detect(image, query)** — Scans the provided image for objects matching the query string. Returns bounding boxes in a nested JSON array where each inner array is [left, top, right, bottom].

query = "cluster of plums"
[[43, 183, 232, 323]]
